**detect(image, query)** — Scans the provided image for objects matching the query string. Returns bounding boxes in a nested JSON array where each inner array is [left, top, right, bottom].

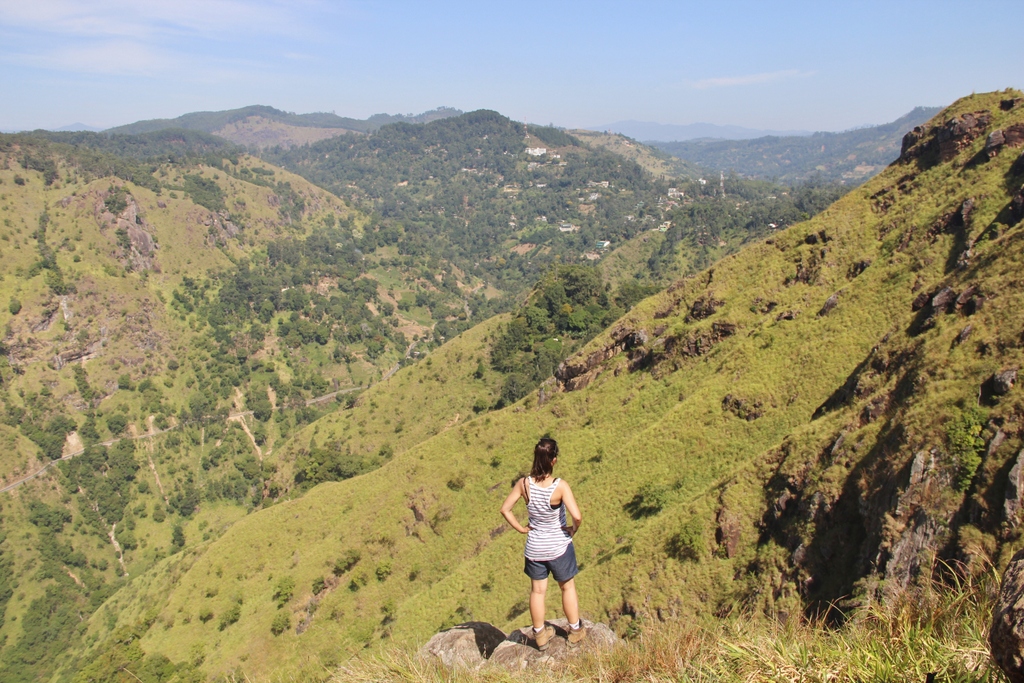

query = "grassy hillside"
[[63, 90, 1024, 681], [569, 129, 696, 180], [654, 106, 941, 184], [0, 134, 530, 681]]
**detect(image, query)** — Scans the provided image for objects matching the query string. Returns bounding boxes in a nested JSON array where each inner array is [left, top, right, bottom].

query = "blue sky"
[[0, 0, 1021, 131]]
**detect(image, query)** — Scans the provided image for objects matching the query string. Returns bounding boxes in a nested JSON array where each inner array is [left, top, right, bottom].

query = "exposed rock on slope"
[[420, 619, 619, 671], [992, 548, 1024, 682]]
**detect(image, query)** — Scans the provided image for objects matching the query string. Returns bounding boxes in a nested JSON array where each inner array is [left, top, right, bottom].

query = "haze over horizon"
[[0, 1, 1021, 133]]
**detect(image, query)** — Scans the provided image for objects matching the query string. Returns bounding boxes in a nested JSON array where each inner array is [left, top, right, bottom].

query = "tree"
[[171, 524, 185, 550], [500, 373, 531, 406]]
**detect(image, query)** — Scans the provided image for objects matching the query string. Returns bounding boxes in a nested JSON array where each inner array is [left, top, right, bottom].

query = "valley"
[[0, 90, 1020, 682]]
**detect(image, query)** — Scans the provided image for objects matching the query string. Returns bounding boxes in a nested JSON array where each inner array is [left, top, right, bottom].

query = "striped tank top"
[[524, 477, 572, 561]]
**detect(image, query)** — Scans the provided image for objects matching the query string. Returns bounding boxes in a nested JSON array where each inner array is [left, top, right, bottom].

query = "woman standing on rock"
[[500, 437, 586, 650]]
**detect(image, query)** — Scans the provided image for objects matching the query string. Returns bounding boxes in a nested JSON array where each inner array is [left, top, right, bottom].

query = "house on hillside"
[[525, 147, 547, 156], [558, 223, 580, 233], [668, 187, 683, 198], [595, 240, 611, 249]]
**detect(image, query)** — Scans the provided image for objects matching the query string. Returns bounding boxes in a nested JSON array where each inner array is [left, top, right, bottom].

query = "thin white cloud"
[[0, 0, 309, 39], [0, 0, 337, 78], [691, 69, 814, 90], [9, 40, 174, 76]]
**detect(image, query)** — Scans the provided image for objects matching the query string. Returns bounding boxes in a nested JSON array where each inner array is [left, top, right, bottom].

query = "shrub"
[[171, 524, 185, 549], [115, 526, 137, 551], [625, 483, 667, 519], [333, 550, 360, 576], [273, 576, 295, 607], [104, 187, 128, 215], [218, 603, 240, 630], [270, 611, 290, 636], [667, 516, 706, 561], [375, 561, 392, 582], [311, 576, 326, 595], [106, 414, 128, 435], [198, 608, 213, 623], [8, 298, 21, 315], [948, 407, 987, 491]]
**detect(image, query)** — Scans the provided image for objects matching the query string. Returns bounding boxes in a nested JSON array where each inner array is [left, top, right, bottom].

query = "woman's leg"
[[557, 578, 579, 624], [529, 579, 548, 629]]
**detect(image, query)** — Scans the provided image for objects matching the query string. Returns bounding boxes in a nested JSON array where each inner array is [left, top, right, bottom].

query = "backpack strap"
[[522, 476, 530, 504]]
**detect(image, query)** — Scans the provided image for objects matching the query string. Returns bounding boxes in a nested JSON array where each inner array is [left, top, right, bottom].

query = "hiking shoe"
[[533, 625, 555, 650], [567, 623, 587, 647]]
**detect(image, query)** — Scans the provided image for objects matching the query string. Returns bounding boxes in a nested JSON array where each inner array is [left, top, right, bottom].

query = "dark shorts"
[[524, 543, 578, 582]]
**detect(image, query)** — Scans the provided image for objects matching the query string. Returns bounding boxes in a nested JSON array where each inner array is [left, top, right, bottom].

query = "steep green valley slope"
[[63, 90, 1024, 682], [0, 134, 518, 681]]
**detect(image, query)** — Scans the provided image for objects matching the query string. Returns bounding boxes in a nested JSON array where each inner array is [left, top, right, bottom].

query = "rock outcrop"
[[419, 619, 619, 671], [900, 111, 993, 164], [1004, 450, 1024, 528], [992, 549, 1024, 682], [418, 621, 506, 669]]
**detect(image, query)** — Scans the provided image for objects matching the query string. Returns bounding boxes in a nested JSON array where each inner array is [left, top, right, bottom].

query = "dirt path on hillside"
[[229, 413, 263, 462], [144, 439, 168, 502], [108, 523, 128, 577]]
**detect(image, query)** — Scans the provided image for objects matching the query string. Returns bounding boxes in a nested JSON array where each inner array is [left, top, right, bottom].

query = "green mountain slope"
[[654, 106, 941, 184], [65, 90, 1024, 681], [0, 134, 524, 681]]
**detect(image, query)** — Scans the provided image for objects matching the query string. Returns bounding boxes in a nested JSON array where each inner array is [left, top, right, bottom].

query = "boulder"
[[1012, 185, 1024, 225], [931, 287, 957, 313], [420, 619, 620, 671], [486, 619, 619, 671], [991, 548, 1024, 682], [938, 112, 992, 161], [1005, 450, 1024, 528], [817, 293, 839, 317], [994, 369, 1018, 396], [418, 621, 506, 669], [988, 129, 1007, 154], [687, 296, 724, 321]]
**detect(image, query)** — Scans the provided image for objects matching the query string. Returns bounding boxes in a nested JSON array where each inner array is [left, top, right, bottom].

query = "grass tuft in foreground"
[[330, 574, 1003, 683]]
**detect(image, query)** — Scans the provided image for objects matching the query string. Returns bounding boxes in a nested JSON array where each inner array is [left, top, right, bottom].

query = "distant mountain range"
[[54, 122, 105, 132], [589, 120, 812, 141], [649, 106, 941, 184], [103, 104, 463, 147]]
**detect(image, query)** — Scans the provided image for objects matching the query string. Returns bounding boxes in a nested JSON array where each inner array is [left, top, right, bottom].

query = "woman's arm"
[[499, 478, 531, 534], [560, 481, 582, 535]]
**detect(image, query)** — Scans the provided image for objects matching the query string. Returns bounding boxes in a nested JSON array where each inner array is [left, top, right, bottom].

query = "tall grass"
[[331, 575, 1004, 683]]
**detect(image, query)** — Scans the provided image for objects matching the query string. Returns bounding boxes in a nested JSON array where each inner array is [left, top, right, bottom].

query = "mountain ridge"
[[652, 106, 942, 183], [589, 120, 812, 141], [104, 105, 463, 136]]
